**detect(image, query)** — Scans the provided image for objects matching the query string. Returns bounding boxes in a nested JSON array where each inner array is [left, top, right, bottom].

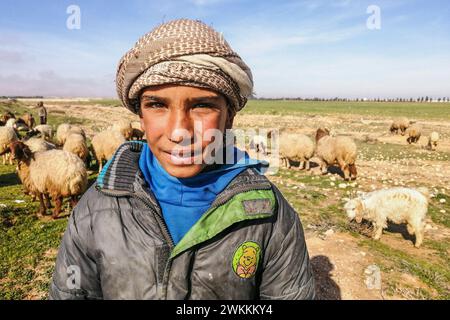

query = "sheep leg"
[[44, 194, 52, 208], [349, 164, 357, 180], [373, 226, 383, 240], [70, 195, 79, 209], [98, 160, 103, 173], [406, 224, 415, 235], [305, 160, 310, 171], [52, 196, 63, 219], [414, 230, 424, 248], [298, 161, 304, 170], [37, 193, 46, 217]]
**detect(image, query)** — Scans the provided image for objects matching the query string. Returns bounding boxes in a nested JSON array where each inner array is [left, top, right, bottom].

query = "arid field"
[[1, 99, 449, 299]]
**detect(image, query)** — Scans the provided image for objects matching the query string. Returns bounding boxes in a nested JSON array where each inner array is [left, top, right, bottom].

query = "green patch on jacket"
[[170, 189, 276, 259]]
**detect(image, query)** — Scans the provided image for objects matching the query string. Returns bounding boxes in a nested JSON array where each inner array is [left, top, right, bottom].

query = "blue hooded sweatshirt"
[[139, 144, 265, 245]]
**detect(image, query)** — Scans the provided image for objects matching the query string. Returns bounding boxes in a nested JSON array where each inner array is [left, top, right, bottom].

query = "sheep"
[[9, 141, 88, 218], [110, 119, 132, 140], [23, 137, 56, 153], [56, 123, 86, 145], [315, 128, 357, 180], [129, 122, 145, 141], [406, 124, 422, 144], [250, 135, 268, 155], [426, 131, 439, 151], [390, 117, 411, 136], [63, 133, 89, 163], [1, 111, 15, 123], [344, 187, 428, 248], [91, 129, 126, 172], [32, 124, 53, 141], [279, 133, 314, 170], [0, 126, 19, 165]]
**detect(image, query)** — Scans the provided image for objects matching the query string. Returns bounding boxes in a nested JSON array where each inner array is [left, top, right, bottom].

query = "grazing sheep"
[[406, 124, 422, 144], [426, 131, 439, 151], [9, 141, 88, 218], [32, 124, 53, 141], [279, 133, 314, 170], [23, 137, 56, 153], [0, 126, 19, 164], [315, 128, 357, 180], [130, 121, 145, 140], [56, 124, 86, 145], [390, 117, 411, 136], [344, 187, 428, 248], [91, 130, 126, 172], [111, 119, 132, 140], [63, 133, 89, 163], [250, 135, 268, 155]]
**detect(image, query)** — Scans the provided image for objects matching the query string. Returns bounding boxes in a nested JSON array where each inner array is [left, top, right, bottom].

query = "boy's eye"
[[192, 103, 216, 110], [144, 102, 166, 109]]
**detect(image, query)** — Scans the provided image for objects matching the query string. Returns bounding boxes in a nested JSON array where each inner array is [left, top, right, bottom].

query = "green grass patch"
[[242, 100, 450, 120]]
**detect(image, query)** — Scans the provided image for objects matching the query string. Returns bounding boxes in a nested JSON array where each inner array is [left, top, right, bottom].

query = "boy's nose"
[[166, 109, 194, 144]]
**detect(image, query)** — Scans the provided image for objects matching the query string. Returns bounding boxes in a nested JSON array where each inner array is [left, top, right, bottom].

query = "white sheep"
[[63, 133, 89, 163], [0, 126, 18, 165], [249, 135, 268, 155], [344, 187, 428, 248], [426, 131, 439, 151], [9, 141, 88, 218], [279, 133, 314, 170], [23, 137, 56, 153], [315, 128, 357, 180], [33, 124, 54, 141], [91, 129, 126, 172]]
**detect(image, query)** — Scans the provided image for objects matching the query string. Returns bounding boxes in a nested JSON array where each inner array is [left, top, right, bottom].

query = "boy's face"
[[139, 85, 233, 178]]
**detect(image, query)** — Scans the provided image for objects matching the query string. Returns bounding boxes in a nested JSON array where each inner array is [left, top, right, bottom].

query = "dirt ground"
[[19, 101, 450, 299]]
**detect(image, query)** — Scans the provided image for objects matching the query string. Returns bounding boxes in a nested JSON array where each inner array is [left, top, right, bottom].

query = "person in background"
[[37, 101, 47, 125]]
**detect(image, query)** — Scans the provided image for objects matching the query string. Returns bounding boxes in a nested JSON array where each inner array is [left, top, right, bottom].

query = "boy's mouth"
[[162, 148, 203, 165]]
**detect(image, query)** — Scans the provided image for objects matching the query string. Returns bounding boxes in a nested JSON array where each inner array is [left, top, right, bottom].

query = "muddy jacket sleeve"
[[259, 186, 316, 300], [49, 190, 102, 300]]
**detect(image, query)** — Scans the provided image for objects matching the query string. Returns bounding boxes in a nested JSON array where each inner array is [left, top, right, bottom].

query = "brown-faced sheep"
[[315, 128, 357, 180], [91, 129, 126, 173], [407, 124, 422, 144], [63, 133, 89, 163], [344, 187, 428, 248], [279, 133, 315, 170], [9, 141, 88, 218], [390, 117, 411, 135], [426, 131, 439, 151]]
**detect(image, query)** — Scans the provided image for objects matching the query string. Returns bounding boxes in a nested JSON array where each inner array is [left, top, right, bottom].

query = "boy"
[[50, 19, 315, 300]]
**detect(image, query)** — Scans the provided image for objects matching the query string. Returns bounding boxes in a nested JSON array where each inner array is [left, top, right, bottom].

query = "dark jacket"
[[49, 142, 315, 300]]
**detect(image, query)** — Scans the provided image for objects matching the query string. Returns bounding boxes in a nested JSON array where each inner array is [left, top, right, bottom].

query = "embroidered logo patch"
[[232, 241, 261, 279]]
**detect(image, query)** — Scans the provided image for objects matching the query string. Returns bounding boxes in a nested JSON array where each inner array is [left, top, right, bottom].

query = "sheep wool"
[[279, 133, 314, 170], [63, 133, 89, 162]]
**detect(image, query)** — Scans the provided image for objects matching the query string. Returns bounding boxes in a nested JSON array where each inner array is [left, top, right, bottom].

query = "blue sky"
[[1, 0, 449, 98]]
